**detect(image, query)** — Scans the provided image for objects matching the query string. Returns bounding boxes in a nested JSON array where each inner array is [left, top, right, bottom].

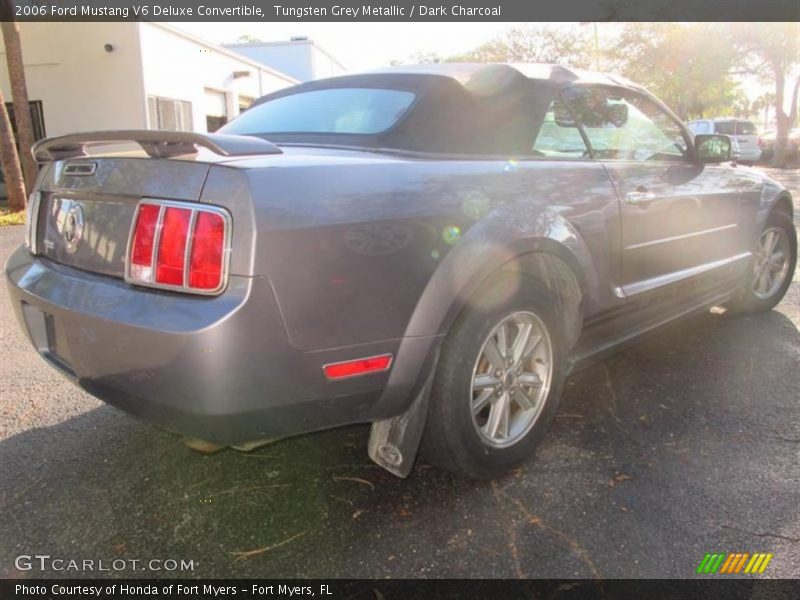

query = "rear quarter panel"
[[237, 154, 622, 351]]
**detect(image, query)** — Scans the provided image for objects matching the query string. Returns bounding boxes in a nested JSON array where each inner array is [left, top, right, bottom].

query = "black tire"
[[421, 273, 567, 479], [727, 210, 796, 314]]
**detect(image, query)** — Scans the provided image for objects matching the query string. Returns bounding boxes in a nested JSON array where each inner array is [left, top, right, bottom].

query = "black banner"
[[2, 0, 799, 22], [3, 580, 800, 600]]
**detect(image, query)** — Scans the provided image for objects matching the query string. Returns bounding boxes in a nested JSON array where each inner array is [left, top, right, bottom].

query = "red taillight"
[[127, 201, 229, 294], [323, 354, 393, 380], [155, 207, 191, 285], [189, 212, 225, 289], [129, 204, 160, 282]]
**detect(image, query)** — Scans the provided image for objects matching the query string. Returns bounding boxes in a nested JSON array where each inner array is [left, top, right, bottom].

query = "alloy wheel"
[[470, 311, 553, 448], [752, 226, 791, 300]]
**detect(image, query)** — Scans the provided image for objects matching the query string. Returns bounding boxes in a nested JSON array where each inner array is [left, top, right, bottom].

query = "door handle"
[[625, 191, 656, 206]]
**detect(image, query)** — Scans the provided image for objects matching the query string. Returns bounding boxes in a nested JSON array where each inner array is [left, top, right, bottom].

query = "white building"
[[0, 22, 298, 138], [224, 37, 346, 83]]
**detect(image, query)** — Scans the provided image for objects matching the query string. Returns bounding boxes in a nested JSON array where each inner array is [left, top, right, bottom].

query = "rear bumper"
[[737, 148, 762, 162], [5, 247, 439, 444]]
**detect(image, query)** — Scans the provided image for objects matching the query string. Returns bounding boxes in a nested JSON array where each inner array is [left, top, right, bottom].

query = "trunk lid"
[[37, 157, 211, 278]]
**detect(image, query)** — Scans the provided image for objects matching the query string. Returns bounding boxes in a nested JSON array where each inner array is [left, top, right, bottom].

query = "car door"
[[562, 85, 760, 297]]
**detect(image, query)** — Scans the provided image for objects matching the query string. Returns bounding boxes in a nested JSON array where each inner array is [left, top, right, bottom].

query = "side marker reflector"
[[323, 354, 393, 380]]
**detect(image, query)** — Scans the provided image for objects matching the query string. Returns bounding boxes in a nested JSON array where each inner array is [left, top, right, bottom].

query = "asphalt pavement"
[[0, 168, 798, 579]]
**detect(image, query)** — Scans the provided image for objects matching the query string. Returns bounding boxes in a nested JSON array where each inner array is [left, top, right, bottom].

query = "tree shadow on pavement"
[[0, 309, 798, 579]]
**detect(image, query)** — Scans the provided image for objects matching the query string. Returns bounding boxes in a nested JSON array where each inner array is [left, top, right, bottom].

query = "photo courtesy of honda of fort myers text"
[[0, 0, 799, 598]]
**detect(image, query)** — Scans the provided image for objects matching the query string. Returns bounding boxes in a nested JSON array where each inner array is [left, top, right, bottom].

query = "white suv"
[[687, 118, 761, 164]]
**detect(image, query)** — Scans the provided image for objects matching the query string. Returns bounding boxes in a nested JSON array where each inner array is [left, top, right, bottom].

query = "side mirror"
[[554, 102, 577, 127], [694, 134, 732, 163], [607, 103, 628, 127]]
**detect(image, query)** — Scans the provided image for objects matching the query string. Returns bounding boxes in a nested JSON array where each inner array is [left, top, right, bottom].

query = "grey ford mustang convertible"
[[6, 64, 796, 478]]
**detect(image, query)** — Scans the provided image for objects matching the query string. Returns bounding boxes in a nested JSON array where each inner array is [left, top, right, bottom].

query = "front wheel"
[[728, 210, 796, 314], [421, 275, 567, 479]]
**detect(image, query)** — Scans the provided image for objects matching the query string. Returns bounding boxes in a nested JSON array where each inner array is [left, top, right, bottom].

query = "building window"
[[204, 89, 229, 133], [238, 96, 255, 115], [2, 100, 46, 186], [5, 100, 47, 141], [148, 96, 193, 131]]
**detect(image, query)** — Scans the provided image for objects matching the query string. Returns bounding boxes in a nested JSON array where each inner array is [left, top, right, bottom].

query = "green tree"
[[752, 92, 776, 130], [235, 34, 262, 43], [448, 25, 592, 66], [607, 24, 739, 120], [392, 51, 445, 66], [725, 89, 757, 119], [729, 23, 799, 166]]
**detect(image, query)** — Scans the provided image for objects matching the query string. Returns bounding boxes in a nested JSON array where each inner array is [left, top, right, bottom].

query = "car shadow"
[[0, 308, 798, 579]]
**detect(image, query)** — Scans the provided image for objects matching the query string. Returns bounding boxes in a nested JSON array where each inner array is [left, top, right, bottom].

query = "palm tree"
[[753, 92, 776, 130], [0, 87, 26, 211], [730, 24, 799, 167], [2, 21, 39, 193]]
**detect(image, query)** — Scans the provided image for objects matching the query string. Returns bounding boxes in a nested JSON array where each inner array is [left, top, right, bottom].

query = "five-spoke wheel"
[[752, 226, 791, 300], [470, 311, 553, 448], [728, 210, 796, 314], [422, 275, 566, 478]]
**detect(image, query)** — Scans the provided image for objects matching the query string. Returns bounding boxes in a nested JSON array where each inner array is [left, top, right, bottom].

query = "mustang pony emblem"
[[61, 202, 85, 254]]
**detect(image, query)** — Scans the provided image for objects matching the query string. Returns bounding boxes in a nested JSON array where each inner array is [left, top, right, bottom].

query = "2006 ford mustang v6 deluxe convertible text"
[[6, 64, 796, 478]]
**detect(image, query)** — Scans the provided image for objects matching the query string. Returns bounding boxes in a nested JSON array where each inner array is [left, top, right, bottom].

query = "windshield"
[[562, 86, 688, 161], [221, 88, 416, 136]]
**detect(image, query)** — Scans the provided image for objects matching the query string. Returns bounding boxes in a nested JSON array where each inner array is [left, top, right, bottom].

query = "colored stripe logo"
[[696, 552, 773, 574]]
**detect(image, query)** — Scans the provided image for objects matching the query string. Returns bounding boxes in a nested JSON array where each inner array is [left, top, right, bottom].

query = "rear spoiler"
[[32, 130, 283, 162]]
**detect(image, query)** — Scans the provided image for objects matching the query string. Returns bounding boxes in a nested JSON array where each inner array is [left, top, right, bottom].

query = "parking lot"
[[0, 168, 798, 579]]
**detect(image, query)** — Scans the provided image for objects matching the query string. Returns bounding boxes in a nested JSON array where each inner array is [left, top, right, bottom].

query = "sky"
[[172, 22, 521, 70], [173, 22, 783, 111]]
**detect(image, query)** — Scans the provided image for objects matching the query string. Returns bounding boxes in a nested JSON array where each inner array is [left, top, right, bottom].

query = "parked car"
[[687, 118, 761, 164], [6, 64, 796, 479], [0, 164, 6, 200], [759, 128, 800, 162], [759, 130, 775, 160]]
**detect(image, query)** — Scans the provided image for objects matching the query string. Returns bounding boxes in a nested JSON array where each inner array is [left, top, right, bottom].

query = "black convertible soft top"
[[222, 64, 640, 155]]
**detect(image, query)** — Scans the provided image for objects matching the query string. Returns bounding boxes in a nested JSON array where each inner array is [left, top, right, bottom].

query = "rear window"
[[736, 121, 757, 135], [221, 88, 416, 136], [714, 122, 735, 135]]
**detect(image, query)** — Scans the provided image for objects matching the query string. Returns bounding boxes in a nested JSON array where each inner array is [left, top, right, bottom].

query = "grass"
[[0, 208, 25, 226]]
